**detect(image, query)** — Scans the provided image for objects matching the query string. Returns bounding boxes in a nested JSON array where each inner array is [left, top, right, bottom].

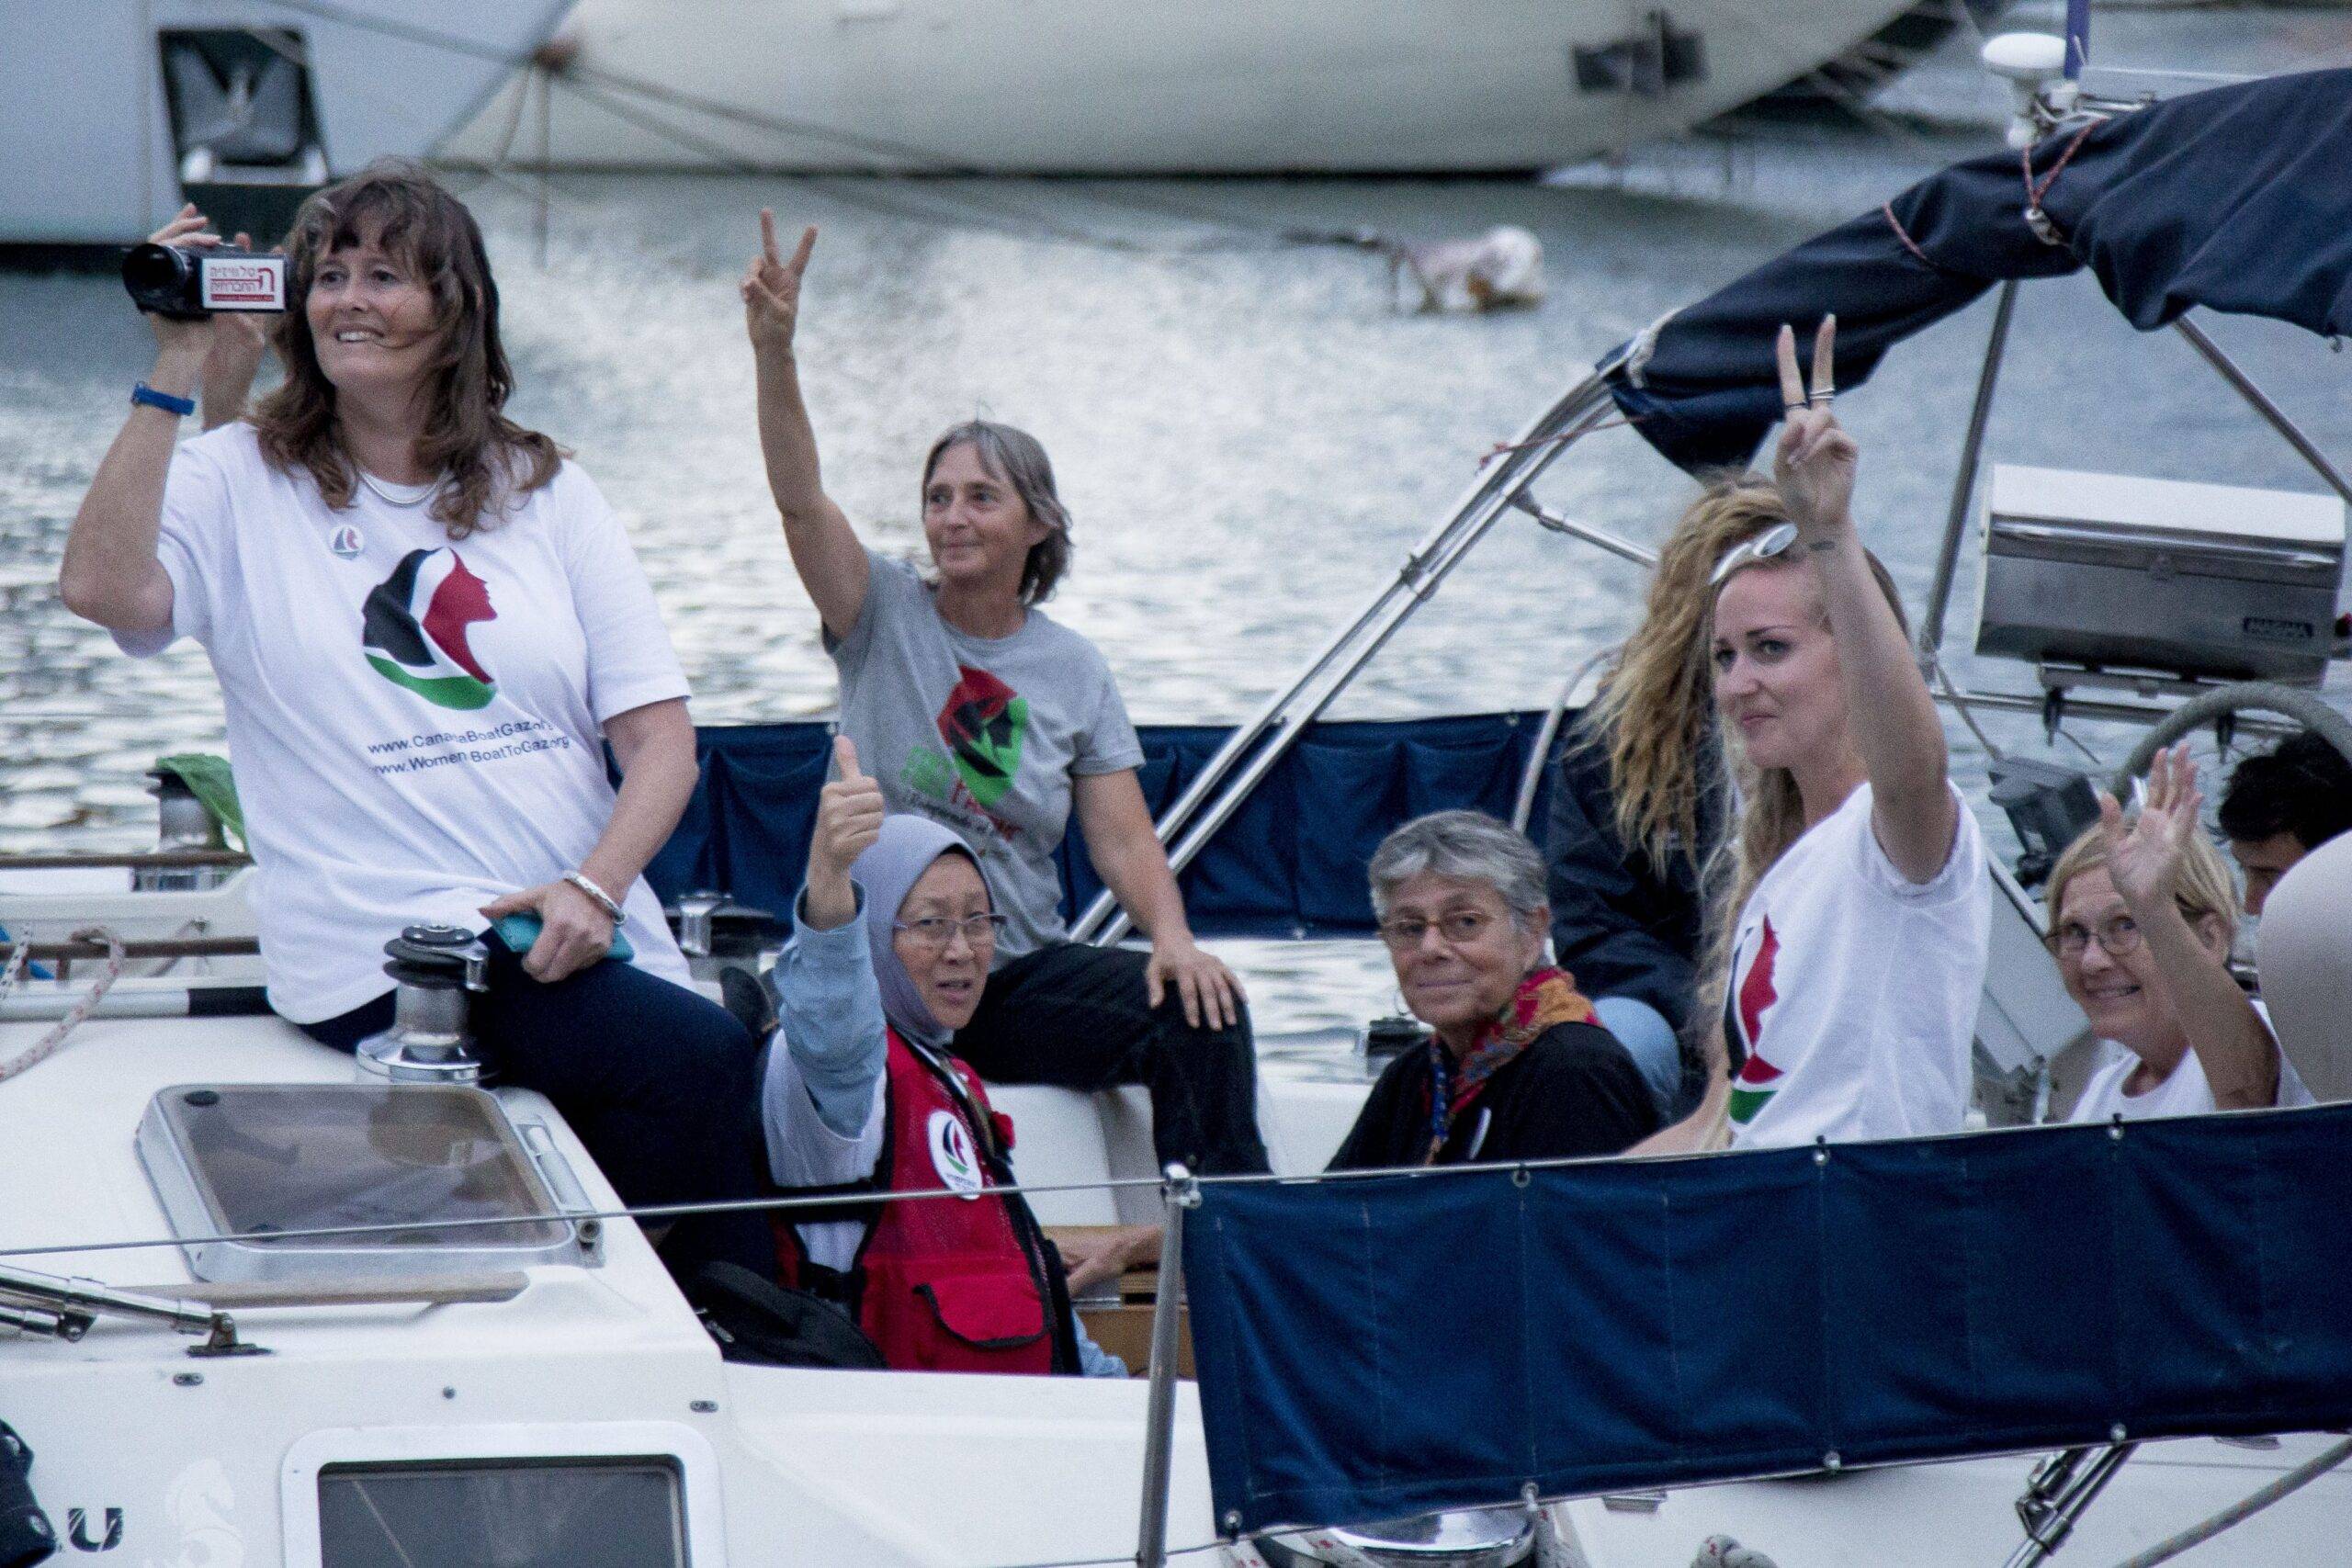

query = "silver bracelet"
[[562, 870, 626, 925]]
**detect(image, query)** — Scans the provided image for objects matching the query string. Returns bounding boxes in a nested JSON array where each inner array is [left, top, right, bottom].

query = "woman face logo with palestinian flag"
[[361, 547, 499, 710]]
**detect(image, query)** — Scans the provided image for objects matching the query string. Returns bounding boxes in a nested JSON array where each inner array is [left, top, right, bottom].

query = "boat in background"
[[1, 0, 570, 255], [439, 0, 1925, 175]]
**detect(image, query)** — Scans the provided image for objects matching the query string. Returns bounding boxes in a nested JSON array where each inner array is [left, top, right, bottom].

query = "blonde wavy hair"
[[2045, 818, 2239, 943], [1582, 474, 1789, 871]]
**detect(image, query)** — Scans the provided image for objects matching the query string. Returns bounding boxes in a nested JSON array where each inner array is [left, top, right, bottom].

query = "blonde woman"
[[1656, 319, 1991, 1151], [1545, 477, 1784, 1115], [2053, 744, 2308, 1120]]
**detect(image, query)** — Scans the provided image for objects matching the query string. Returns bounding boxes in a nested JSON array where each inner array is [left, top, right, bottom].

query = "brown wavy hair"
[[252, 159, 560, 537], [1582, 475, 1789, 872]]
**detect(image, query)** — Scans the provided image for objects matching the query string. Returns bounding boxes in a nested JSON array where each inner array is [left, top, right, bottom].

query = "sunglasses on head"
[[1710, 522, 1801, 589]]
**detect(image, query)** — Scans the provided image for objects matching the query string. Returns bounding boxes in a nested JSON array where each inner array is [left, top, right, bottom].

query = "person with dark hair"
[[2216, 730, 2352, 917], [59, 163, 772, 1284], [1543, 479, 1783, 1119], [742, 211, 1268, 1177]]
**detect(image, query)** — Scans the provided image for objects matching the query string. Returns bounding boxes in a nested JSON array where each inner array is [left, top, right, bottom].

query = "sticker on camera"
[[200, 255, 287, 310]]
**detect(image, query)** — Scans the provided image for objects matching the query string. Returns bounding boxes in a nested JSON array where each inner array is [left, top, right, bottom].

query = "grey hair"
[[1366, 810, 1549, 924], [921, 420, 1073, 605]]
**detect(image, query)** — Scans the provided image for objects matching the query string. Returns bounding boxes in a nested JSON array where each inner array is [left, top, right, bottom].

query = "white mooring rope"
[[0, 928, 128, 1084]]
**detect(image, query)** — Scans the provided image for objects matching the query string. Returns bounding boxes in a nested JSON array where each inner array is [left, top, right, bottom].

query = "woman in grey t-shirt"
[[741, 212, 1270, 1180]]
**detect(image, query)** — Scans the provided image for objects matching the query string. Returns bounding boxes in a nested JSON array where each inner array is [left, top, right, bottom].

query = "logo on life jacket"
[[361, 547, 498, 710], [1727, 917, 1784, 1125], [936, 665, 1029, 809], [927, 1109, 984, 1198]]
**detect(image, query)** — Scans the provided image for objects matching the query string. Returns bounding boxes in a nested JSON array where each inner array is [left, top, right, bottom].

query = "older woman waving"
[[59, 164, 770, 1282], [742, 210, 1268, 1175]]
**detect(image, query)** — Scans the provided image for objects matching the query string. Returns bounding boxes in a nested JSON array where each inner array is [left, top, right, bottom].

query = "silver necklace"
[[356, 467, 439, 507]]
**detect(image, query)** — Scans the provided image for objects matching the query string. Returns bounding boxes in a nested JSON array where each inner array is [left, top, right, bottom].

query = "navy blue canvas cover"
[[1183, 1107, 2352, 1537], [643, 714, 1553, 937], [1607, 68, 2352, 472]]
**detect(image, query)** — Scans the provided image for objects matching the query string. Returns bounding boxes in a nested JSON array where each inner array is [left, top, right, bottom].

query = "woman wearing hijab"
[[759, 737, 1127, 1375]]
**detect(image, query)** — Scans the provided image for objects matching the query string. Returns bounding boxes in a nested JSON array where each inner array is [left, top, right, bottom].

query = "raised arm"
[[742, 209, 869, 641], [763, 735, 894, 1153], [2103, 745, 2279, 1109], [1775, 319, 1955, 884], [58, 205, 220, 635]]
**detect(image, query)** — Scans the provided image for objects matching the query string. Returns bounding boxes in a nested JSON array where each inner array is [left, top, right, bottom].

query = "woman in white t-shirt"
[[58, 163, 772, 1282], [2054, 745, 2311, 1121], [1647, 319, 1990, 1152]]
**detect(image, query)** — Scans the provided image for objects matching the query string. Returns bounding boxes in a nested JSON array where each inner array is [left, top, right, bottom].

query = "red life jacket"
[[771, 1028, 1059, 1375]]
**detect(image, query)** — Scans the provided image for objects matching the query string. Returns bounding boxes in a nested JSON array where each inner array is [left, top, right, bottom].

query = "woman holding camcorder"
[[60, 160, 771, 1287]]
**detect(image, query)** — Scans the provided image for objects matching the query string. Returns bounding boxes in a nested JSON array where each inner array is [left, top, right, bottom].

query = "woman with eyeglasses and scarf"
[[757, 737, 1136, 1374], [1329, 811, 1661, 1169], [1645, 319, 1990, 1154], [2053, 744, 2310, 1122]]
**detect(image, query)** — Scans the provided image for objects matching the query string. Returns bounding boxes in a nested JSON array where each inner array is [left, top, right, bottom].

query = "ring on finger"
[[1808, 386, 1835, 406]]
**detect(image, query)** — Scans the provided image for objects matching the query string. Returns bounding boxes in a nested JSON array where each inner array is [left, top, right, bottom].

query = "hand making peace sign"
[[1772, 314, 1860, 540], [741, 208, 819, 359]]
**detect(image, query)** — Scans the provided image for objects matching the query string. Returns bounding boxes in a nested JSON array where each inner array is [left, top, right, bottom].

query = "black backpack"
[[687, 1262, 888, 1371]]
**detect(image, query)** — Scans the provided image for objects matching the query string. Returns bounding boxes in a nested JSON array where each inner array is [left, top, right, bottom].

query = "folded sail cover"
[[1184, 1107, 2352, 1537], [1608, 67, 2352, 472]]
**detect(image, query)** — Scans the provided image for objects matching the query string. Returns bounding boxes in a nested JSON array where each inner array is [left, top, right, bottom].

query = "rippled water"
[[6, 6, 2349, 1050]]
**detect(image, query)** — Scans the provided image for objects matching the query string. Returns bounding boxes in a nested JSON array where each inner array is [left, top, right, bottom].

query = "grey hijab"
[[851, 815, 983, 1050]]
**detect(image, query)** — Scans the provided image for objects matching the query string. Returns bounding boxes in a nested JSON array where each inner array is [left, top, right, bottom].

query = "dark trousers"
[[300, 936, 773, 1282], [953, 942, 1271, 1175]]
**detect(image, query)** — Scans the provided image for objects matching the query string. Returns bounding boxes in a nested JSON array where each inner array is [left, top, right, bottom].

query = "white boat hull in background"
[[2, 1, 570, 247], [444, 0, 1920, 175]]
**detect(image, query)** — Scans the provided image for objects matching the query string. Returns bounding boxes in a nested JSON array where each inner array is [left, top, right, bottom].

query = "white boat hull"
[[445, 0, 1919, 175], [2, 1, 571, 246]]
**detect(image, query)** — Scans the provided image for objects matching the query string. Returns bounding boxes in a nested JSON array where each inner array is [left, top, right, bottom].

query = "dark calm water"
[[6, 4, 2349, 1048]]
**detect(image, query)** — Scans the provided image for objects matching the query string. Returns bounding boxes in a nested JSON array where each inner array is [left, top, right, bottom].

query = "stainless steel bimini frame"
[[1069, 359, 1631, 945], [1072, 288, 2352, 948]]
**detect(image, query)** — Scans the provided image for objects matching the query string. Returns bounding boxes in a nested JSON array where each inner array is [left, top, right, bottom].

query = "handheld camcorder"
[[120, 243, 287, 321]]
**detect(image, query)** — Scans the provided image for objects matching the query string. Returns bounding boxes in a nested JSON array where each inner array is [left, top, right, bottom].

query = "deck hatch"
[[316, 1457, 684, 1567], [138, 1083, 588, 1282]]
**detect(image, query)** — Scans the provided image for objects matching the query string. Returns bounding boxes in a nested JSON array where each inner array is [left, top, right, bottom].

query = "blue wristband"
[[131, 382, 196, 417]]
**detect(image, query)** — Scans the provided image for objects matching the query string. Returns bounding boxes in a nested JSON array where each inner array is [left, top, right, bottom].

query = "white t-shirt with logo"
[[2069, 1001, 2316, 1122], [1725, 781, 1991, 1149], [117, 423, 693, 1021]]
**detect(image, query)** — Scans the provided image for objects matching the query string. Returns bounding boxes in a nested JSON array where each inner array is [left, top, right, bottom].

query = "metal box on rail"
[[1973, 465, 2345, 683]]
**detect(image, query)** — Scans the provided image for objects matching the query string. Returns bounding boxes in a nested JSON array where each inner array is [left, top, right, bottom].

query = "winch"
[[135, 766, 232, 892], [356, 924, 490, 1085]]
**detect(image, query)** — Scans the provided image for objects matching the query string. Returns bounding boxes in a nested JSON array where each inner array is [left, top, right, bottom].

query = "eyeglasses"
[[2044, 913, 2143, 961], [1709, 522, 1800, 588], [893, 912, 1009, 953], [1376, 909, 1502, 952]]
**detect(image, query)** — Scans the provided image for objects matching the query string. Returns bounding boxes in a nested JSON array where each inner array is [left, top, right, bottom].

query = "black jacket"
[[1329, 1021, 1662, 1171], [1541, 713, 1721, 1037]]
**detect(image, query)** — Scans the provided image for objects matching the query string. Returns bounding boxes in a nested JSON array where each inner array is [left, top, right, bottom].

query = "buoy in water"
[[1394, 226, 1545, 313]]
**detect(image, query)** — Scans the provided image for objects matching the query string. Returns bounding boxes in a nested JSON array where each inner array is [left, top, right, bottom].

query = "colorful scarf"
[[1425, 966, 1596, 1163]]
